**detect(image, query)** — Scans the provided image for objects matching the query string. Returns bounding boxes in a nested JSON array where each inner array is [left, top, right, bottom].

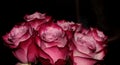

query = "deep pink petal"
[[27, 42, 37, 62], [13, 36, 36, 63], [43, 46, 67, 63], [35, 36, 41, 47], [37, 47, 54, 64], [55, 59, 66, 65]]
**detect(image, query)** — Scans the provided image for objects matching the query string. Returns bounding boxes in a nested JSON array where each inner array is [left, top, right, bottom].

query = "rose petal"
[[13, 48, 28, 63], [43, 46, 67, 63], [37, 47, 54, 64], [91, 28, 107, 42], [27, 42, 37, 62], [13, 37, 36, 63], [24, 12, 46, 21], [73, 56, 97, 65]]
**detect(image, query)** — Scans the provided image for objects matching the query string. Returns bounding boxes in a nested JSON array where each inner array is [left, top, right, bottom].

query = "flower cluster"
[[2, 12, 107, 65]]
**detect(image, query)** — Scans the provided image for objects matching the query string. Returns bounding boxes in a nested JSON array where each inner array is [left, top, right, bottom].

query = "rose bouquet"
[[2, 12, 107, 65]]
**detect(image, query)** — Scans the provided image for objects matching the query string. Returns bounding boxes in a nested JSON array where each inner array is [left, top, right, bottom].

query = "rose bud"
[[37, 22, 68, 65], [70, 27, 107, 65]]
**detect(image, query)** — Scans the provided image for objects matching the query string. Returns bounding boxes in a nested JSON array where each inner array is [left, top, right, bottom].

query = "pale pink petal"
[[57, 20, 75, 31], [74, 57, 97, 65], [91, 28, 107, 42], [13, 48, 28, 63], [94, 50, 106, 60]]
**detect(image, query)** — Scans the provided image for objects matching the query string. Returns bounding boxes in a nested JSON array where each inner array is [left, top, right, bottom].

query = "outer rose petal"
[[74, 57, 97, 65], [91, 28, 107, 42], [43, 46, 67, 63], [27, 42, 38, 62], [2, 22, 32, 48], [37, 46, 54, 64], [94, 50, 106, 60], [13, 36, 37, 63]]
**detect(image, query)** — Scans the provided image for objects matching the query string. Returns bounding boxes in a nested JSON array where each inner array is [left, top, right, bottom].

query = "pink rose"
[[2, 22, 32, 48], [24, 12, 52, 31], [36, 22, 68, 65], [70, 27, 107, 65], [57, 20, 75, 31], [2, 22, 38, 63], [57, 20, 82, 40], [24, 12, 51, 22]]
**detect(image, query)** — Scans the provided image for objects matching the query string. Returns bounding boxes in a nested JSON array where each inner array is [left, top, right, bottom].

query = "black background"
[[0, 0, 120, 65]]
